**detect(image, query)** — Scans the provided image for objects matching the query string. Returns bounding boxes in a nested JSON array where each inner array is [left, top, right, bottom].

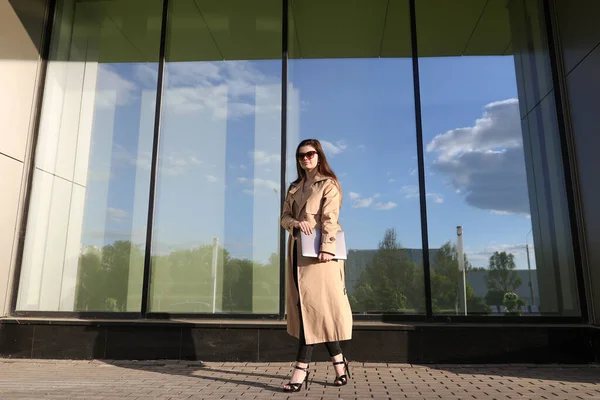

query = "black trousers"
[[293, 242, 342, 364]]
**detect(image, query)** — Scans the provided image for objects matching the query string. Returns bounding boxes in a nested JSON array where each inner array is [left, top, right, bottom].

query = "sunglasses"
[[297, 151, 318, 160]]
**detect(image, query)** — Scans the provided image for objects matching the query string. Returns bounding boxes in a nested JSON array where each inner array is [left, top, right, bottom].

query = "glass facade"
[[287, 0, 425, 314], [15, 0, 581, 318], [17, 0, 162, 312], [148, 0, 282, 314], [419, 0, 578, 316]]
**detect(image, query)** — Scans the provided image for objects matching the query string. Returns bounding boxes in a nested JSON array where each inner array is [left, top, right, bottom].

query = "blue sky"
[[81, 54, 536, 271]]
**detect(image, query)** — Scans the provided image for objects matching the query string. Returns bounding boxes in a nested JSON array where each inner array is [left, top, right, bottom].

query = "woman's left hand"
[[318, 252, 333, 262]]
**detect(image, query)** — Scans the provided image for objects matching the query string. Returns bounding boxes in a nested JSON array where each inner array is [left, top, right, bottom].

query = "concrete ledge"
[[0, 317, 586, 329]]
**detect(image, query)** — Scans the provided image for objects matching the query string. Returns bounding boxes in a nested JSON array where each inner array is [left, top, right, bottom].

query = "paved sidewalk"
[[1, 359, 600, 399]]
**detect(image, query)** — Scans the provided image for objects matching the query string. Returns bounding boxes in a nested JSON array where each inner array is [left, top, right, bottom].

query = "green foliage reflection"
[[349, 229, 490, 314], [74, 241, 279, 313]]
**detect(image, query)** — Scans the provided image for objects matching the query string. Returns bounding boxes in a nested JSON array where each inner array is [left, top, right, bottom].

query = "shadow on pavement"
[[407, 363, 600, 385], [105, 360, 344, 393]]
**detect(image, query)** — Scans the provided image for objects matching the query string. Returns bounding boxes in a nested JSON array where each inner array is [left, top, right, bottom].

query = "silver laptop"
[[300, 228, 347, 260]]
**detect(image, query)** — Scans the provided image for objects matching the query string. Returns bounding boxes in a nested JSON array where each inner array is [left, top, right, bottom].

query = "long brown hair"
[[292, 139, 340, 186]]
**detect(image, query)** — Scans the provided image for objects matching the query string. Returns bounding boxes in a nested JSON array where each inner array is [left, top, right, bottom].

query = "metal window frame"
[[7, 0, 588, 325]]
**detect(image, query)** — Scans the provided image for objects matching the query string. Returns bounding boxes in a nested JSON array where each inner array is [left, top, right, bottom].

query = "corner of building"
[[0, 0, 51, 317], [554, 0, 600, 325]]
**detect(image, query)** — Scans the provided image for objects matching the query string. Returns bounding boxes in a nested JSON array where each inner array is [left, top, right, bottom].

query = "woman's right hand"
[[295, 220, 313, 235]]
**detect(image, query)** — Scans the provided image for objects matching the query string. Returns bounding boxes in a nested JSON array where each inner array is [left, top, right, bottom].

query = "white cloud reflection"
[[426, 99, 529, 215]]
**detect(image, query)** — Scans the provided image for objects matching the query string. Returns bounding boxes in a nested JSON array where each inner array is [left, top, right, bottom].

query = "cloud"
[[353, 197, 374, 208], [205, 174, 218, 183], [427, 99, 522, 162], [94, 64, 160, 110], [132, 64, 160, 88], [401, 185, 444, 204], [375, 201, 398, 210], [434, 144, 527, 214], [237, 176, 279, 194], [161, 61, 281, 120], [349, 192, 383, 208], [320, 140, 347, 156], [112, 144, 205, 177], [95, 66, 138, 108], [252, 151, 281, 166], [164, 63, 221, 87], [112, 144, 148, 168], [254, 178, 279, 191], [426, 99, 529, 215], [107, 207, 127, 223], [229, 163, 247, 170], [428, 193, 444, 204], [402, 185, 419, 198], [158, 153, 204, 176]]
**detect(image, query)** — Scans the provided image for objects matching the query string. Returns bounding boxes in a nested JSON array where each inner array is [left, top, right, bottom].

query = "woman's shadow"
[[89, 324, 348, 393]]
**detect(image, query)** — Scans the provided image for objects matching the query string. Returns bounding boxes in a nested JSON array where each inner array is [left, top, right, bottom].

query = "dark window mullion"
[[141, 0, 170, 317], [409, 0, 433, 319], [278, 0, 289, 320]]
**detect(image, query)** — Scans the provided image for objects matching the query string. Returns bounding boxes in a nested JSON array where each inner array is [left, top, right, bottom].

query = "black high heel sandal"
[[283, 364, 310, 393], [333, 358, 351, 386]]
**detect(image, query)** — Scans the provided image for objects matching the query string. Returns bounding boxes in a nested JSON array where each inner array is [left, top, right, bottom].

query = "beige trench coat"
[[280, 174, 353, 345]]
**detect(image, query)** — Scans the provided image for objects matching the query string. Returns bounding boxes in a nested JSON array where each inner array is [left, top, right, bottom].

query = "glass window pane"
[[288, 0, 426, 314], [148, 0, 282, 314], [17, 0, 161, 312], [417, 0, 580, 316]]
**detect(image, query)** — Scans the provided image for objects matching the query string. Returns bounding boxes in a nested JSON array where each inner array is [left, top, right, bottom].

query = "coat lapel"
[[290, 180, 305, 212], [292, 174, 328, 213], [289, 181, 301, 210]]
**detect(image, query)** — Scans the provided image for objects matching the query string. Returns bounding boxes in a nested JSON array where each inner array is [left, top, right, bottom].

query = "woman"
[[280, 139, 353, 393]]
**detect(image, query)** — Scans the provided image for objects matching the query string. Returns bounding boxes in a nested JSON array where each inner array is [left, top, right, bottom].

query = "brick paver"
[[1, 359, 599, 399]]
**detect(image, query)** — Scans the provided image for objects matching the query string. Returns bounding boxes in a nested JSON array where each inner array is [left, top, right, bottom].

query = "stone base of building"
[[1, 319, 598, 363]]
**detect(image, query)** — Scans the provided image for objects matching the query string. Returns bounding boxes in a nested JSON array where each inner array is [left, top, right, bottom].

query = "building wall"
[[0, 0, 591, 320], [508, 0, 580, 316], [555, 0, 600, 323], [0, 0, 49, 316]]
